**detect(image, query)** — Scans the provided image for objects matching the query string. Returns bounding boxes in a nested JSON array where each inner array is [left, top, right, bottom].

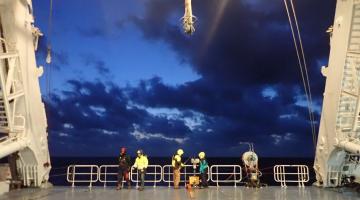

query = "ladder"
[[0, 51, 25, 135]]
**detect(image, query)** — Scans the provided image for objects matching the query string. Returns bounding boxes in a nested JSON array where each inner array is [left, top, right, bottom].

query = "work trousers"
[[200, 172, 208, 187], [138, 170, 146, 188], [117, 168, 130, 187], [173, 168, 181, 188]]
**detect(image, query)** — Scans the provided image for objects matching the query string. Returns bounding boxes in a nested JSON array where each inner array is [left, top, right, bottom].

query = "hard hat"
[[177, 149, 184, 156], [174, 155, 181, 162], [198, 152, 205, 159], [121, 147, 126, 154], [137, 149, 143, 155]]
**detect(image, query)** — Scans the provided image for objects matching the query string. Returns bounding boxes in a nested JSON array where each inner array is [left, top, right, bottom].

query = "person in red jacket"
[[117, 147, 131, 190]]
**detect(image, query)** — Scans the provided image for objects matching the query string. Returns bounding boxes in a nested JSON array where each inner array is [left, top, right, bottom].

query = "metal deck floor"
[[0, 186, 358, 200]]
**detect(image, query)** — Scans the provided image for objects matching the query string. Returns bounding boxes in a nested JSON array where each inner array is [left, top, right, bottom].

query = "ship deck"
[[0, 186, 358, 200]]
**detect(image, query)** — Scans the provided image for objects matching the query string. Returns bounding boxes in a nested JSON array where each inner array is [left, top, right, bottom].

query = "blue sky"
[[35, 0, 199, 90], [33, 0, 335, 157]]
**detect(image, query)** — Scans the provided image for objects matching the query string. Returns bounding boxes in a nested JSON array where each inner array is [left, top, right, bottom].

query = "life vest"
[[172, 154, 182, 168]]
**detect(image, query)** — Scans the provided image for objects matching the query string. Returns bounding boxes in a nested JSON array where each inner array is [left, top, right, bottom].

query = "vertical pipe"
[[136, 169, 138, 188], [184, 166, 186, 187], [71, 166, 75, 188], [153, 166, 156, 188], [89, 166, 93, 188], [216, 166, 219, 187], [234, 166, 236, 188], [104, 166, 107, 188], [168, 166, 170, 188]]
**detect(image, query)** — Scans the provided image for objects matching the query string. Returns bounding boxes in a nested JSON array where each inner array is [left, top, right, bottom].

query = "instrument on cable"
[[240, 142, 263, 188], [188, 158, 200, 186]]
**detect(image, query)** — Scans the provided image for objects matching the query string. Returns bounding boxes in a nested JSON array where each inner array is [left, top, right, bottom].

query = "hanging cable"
[[46, 0, 54, 98], [289, 0, 317, 141], [284, 0, 317, 149], [283, 0, 317, 149]]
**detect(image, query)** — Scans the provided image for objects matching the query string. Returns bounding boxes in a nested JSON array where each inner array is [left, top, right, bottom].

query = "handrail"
[[162, 165, 210, 187], [99, 165, 118, 187], [273, 165, 309, 187], [99, 165, 163, 188], [66, 164, 310, 188], [66, 165, 99, 187], [131, 165, 163, 188], [210, 165, 242, 187]]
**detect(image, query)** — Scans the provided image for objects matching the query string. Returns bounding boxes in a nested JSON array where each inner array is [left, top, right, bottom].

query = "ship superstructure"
[[0, 0, 51, 189], [314, 0, 360, 187]]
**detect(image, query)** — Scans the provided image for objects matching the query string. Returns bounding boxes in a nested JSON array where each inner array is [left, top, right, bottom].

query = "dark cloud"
[[46, 77, 317, 157], [80, 53, 110, 75], [46, 80, 193, 156], [130, 0, 335, 90], [44, 0, 336, 157]]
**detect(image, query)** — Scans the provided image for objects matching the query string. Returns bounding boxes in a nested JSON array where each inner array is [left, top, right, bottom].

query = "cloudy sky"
[[33, 0, 336, 157]]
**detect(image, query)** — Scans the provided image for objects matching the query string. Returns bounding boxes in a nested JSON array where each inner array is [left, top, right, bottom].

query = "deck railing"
[[98, 165, 163, 188], [210, 165, 242, 187], [66, 165, 99, 187], [273, 165, 309, 187], [162, 165, 210, 187], [131, 165, 163, 188], [98, 165, 118, 187], [66, 164, 309, 188]]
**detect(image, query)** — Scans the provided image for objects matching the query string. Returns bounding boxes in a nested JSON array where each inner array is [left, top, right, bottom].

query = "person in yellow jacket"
[[132, 149, 148, 191], [172, 149, 184, 189]]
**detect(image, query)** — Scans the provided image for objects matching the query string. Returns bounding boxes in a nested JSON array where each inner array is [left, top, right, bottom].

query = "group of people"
[[117, 147, 209, 191], [117, 148, 148, 190]]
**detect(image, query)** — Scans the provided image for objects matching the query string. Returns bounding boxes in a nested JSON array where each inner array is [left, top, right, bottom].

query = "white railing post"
[[104, 166, 107, 188], [154, 166, 157, 188], [216, 166, 219, 187], [89, 166, 93, 188], [72, 166, 75, 188], [168, 166, 171, 188], [136, 168, 139, 189], [234, 166, 236, 188], [297, 166, 300, 187], [184, 165, 187, 187], [282, 166, 286, 187]]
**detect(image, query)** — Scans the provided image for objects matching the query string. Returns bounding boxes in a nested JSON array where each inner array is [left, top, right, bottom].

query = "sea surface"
[[50, 157, 315, 187]]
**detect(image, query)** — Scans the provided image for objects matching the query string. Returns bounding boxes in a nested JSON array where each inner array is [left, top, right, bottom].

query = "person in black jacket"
[[117, 147, 131, 190]]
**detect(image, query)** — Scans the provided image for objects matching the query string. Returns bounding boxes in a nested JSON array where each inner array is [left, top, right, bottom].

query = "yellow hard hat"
[[177, 149, 184, 156], [198, 152, 205, 159]]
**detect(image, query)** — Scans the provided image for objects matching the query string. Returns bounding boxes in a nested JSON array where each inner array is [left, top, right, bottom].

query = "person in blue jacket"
[[198, 152, 209, 188]]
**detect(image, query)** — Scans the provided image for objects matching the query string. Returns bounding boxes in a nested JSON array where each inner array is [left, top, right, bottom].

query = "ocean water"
[[50, 157, 315, 187]]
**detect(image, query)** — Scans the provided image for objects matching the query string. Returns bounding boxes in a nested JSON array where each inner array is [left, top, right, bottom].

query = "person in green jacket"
[[198, 152, 209, 188]]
